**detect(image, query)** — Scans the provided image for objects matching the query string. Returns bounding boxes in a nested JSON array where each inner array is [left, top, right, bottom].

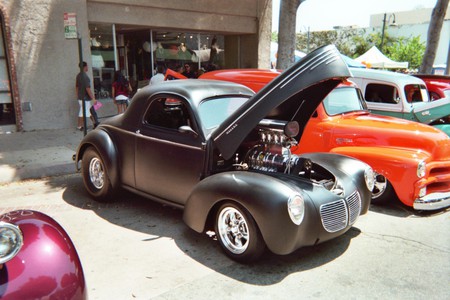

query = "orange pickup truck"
[[199, 69, 450, 211]]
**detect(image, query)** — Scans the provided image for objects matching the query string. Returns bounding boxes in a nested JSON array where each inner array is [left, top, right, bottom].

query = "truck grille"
[[320, 191, 361, 233]]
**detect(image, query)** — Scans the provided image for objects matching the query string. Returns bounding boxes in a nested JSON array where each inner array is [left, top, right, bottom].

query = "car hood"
[[331, 112, 450, 159], [211, 45, 352, 159], [411, 97, 450, 124]]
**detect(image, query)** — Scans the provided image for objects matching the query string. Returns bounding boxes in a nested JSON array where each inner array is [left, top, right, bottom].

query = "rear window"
[[404, 84, 429, 103]]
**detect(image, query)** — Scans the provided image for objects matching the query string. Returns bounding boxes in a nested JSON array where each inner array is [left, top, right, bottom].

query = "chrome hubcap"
[[89, 157, 104, 190], [372, 173, 387, 199], [217, 207, 249, 254]]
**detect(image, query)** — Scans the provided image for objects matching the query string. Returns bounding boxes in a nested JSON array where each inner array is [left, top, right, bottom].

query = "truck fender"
[[330, 146, 430, 202]]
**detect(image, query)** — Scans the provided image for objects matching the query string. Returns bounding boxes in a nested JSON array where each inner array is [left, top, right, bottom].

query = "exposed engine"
[[245, 129, 311, 176], [231, 121, 339, 192]]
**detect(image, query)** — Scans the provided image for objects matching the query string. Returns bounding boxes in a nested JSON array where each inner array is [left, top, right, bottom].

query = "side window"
[[144, 97, 191, 130], [405, 84, 423, 103], [365, 83, 399, 104]]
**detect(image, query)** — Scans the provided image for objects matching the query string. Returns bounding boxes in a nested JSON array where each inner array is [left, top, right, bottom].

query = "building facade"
[[0, 0, 272, 132]]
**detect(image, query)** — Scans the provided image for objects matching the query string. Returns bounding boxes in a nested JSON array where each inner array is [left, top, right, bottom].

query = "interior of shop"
[[89, 23, 224, 100]]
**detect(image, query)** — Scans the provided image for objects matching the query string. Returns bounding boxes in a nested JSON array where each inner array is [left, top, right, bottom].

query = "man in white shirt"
[[150, 65, 165, 85]]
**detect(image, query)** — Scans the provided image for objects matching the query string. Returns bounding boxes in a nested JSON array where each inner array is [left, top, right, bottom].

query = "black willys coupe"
[[75, 45, 374, 263]]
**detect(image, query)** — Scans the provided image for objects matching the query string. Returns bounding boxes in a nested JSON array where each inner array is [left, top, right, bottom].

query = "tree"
[[388, 36, 426, 70], [276, 0, 306, 69], [419, 0, 449, 74]]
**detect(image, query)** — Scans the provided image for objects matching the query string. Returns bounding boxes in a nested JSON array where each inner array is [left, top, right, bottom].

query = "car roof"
[[137, 79, 255, 106], [349, 68, 426, 86]]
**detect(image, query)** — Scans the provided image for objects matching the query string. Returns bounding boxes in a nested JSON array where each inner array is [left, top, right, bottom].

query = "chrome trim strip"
[[102, 125, 203, 151]]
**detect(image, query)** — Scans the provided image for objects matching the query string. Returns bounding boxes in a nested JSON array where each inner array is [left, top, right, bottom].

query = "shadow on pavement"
[[53, 174, 361, 285]]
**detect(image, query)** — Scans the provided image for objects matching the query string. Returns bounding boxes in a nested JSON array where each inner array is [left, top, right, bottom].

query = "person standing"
[[76, 61, 97, 130], [182, 64, 195, 78], [112, 71, 132, 114], [149, 65, 165, 85]]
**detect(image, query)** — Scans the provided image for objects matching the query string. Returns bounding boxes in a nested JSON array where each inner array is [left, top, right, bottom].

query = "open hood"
[[212, 45, 352, 159]]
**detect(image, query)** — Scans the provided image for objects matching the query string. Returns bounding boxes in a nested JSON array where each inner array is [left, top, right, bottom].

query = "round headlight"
[[0, 222, 24, 264], [417, 161, 426, 178], [288, 194, 305, 225], [364, 167, 375, 191]]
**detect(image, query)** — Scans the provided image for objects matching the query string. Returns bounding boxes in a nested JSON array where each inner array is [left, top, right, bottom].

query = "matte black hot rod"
[[75, 45, 374, 262]]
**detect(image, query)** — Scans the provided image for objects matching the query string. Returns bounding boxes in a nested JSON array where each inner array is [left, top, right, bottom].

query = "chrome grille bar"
[[320, 191, 361, 233]]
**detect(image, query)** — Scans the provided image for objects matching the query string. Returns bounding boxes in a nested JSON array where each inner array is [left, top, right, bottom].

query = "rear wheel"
[[371, 173, 395, 205], [215, 202, 265, 263], [81, 147, 116, 202]]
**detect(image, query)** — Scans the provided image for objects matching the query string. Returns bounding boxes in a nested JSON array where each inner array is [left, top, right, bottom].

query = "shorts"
[[78, 100, 92, 117], [115, 95, 129, 105]]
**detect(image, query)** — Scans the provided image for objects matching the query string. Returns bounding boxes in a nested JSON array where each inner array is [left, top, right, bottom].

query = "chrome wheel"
[[372, 173, 387, 199], [217, 207, 249, 254], [89, 157, 104, 190]]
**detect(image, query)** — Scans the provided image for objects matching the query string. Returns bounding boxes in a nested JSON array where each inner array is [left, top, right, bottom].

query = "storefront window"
[[152, 32, 224, 75], [89, 23, 115, 100], [0, 14, 15, 126], [88, 23, 225, 99]]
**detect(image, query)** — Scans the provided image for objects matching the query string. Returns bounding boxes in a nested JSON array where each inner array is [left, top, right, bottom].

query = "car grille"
[[320, 191, 361, 233]]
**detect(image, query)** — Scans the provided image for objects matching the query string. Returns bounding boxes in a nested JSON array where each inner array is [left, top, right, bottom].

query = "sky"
[[272, 0, 439, 32]]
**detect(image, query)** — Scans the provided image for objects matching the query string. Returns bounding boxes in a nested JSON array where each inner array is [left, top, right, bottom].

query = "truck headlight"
[[288, 194, 305, 225], [364, 167, 375, 191], [0, 222, 23, 264], [417, 161, 426, 178]]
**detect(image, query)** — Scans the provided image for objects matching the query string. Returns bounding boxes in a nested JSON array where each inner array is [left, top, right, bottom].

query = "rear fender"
[[75, 129, 119, 189]]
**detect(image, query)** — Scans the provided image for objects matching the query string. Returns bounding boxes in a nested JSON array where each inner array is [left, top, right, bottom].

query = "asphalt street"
[[1, 174, 449, 300]]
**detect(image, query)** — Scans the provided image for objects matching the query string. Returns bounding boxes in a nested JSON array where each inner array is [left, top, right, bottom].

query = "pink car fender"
[[0, 210, 87, 300]]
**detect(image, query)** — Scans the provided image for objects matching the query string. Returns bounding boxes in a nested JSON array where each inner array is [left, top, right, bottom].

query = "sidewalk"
[[0, 99, 117, 184]]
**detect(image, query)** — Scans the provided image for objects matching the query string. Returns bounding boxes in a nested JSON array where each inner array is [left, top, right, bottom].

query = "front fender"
[[183, 171, 320, 255], [330, 146, 430, 204], [300, 152, 372, 213], [75, 128, 119, 189], [0, 210, 87, 299]]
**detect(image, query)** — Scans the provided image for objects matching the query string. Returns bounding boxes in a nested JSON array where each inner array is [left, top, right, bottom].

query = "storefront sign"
[[64, 12, 77, 39]]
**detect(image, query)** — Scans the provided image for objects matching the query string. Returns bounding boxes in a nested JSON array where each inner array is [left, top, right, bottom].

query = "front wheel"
[[371, 173, 396, 205], [81, 147, 116, 202], [215, 202, 265, 263]]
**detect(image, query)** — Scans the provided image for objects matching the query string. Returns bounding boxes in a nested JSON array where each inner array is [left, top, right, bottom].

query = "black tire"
[[371, 173, 396, 205], [214, 202, 266, 263], [81, 147, 116, 202]]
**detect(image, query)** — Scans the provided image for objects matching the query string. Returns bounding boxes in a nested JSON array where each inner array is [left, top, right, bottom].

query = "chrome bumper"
[[414, 192, 450, 210]]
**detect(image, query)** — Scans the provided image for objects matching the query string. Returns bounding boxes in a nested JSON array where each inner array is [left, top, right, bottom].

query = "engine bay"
[[215, 119, 338, 191]]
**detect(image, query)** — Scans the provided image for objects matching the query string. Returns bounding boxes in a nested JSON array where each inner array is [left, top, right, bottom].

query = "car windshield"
[[198, 96, 250, 136], [323, 86, 367, 115]]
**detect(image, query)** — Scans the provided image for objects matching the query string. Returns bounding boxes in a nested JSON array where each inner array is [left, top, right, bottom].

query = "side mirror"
[[178, 125, 198, 137]]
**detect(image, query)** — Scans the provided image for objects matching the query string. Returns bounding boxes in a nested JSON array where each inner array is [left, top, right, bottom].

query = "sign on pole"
[[64, 12, 77, 39]]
